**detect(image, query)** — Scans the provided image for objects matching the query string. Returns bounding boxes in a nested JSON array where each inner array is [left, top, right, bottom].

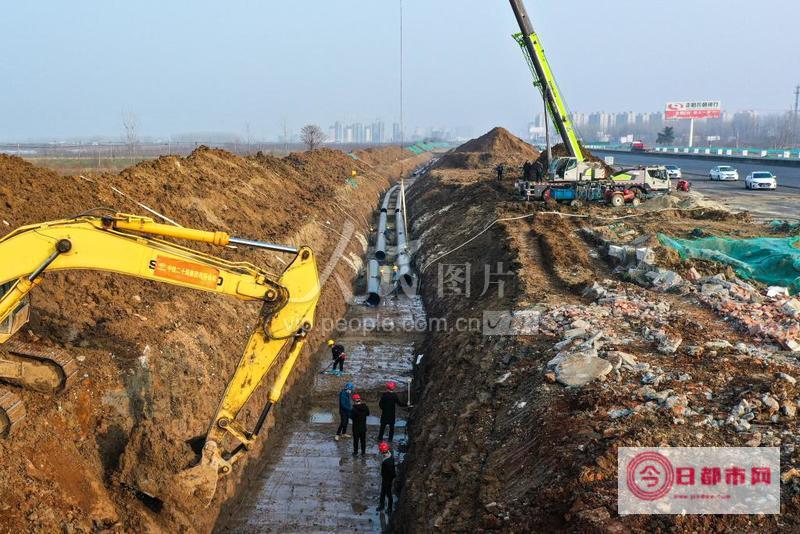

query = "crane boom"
[[509, 0, 584, 162]]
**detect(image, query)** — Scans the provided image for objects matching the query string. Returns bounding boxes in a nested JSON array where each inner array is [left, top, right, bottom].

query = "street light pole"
[[793, 84, 799, 148]]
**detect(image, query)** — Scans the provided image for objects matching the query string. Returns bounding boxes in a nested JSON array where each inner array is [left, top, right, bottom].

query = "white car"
[[709, 165, 739, 181], [745, 171, 777, 190], [664, 165, 682, 179]]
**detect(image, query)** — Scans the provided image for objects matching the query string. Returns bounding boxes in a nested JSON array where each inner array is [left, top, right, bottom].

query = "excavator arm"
[[0, 213, 320, 502]]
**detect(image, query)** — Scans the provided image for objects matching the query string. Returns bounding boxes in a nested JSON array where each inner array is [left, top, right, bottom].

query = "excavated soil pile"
[[396, 162, 800, 532], [0, 146, 430, 532], [436, 127, 540, 170]]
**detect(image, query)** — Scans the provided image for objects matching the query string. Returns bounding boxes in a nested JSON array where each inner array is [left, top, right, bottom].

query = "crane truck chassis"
[[0, 212, 321, 504], [517, 164, 672, 205]]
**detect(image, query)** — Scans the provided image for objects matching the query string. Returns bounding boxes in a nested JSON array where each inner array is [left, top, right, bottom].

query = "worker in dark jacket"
[[335, 382, 353, 440], [495, 163, 505, 181], [378, 381, 407, 442], [328, 339, 346, 374], [376, 441, 396, 513], [350, 393, 370, 456]]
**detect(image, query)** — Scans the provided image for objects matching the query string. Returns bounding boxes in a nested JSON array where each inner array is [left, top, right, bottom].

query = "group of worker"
[[496, 160, 545, 182], [327, 339, 407, 514]]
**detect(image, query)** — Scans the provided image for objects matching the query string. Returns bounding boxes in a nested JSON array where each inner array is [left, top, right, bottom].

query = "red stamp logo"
[[626, 451, 674, 501]]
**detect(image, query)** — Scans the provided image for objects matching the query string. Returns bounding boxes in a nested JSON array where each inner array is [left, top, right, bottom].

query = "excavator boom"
[[0, 212, 320, 504]]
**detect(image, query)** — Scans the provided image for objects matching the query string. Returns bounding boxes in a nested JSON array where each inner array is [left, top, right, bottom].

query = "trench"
[[216, 182, 426, 532]]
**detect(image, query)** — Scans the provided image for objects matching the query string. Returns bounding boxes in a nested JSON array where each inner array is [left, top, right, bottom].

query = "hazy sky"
[[1, 0, 797, 141]]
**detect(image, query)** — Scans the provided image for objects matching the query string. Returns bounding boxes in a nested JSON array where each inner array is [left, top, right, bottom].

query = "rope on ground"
[[420, 206, 714, 274]]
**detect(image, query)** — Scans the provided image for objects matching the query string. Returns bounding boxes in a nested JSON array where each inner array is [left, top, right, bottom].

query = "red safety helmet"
[[386, 381, 397, 391], [352, 393, 361, 401], [379, 441, 390, 453]]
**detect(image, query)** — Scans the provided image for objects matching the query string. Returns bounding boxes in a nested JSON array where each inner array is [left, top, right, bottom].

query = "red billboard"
[[665, 101, 722, 120]]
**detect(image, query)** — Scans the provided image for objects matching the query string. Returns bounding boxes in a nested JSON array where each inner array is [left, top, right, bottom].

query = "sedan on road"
[[710, 166, 739, 181], [665, 165, 682, 179], [745, 171, 777, 190]]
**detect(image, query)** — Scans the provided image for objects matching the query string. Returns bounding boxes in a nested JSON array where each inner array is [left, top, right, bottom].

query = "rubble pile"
[[585, 224, 800, 353], [398, 127, 800, 532]]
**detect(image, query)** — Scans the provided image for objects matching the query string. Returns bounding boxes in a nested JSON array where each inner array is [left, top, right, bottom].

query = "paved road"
[[594, 150, 800, 221], [594, 150, 800, 188]]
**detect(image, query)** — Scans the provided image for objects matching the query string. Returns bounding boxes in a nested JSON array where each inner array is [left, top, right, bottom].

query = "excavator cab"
[[0, 282, 30, 343]]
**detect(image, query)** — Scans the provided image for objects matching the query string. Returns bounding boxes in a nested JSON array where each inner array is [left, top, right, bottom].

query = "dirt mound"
[[0, 147, 431, 532], [352, 146, 410, 167], [436, 127, 540, 170]]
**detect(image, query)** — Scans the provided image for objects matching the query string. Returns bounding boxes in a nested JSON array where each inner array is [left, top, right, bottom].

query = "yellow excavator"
[[0, 210, 320, 503]]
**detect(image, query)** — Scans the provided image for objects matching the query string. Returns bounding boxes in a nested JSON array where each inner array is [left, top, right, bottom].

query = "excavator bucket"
[[172, 441, 231, 508]]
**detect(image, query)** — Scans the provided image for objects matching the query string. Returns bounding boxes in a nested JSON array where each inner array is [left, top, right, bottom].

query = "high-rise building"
[[365, 126, 373, 143], [344, 126, 354, 144], [648, 112, 663, 128], [371, 120, 385, 144], [392, 122, 402, 143], [570, 112, 588, 128], [352, 123, 364, 143], [615, 111, 635, 127], [332, 121, 344, 143], [589, 112, 612, 132]]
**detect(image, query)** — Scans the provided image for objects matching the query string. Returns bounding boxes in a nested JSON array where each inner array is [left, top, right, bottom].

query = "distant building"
[[332, 121, 344, 143], [615, 111, 635, 127], [528, 120, 545, 144], [392, 122, 402, 143], [372, 120, 385, 144], [570, 112, 588, 128], [648, 112, 663, 127], [352, 123, 364, 143], [589, 112, 612, 132]]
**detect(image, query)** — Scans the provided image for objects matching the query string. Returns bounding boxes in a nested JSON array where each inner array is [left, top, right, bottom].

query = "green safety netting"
[[659, 234, 800, 292]]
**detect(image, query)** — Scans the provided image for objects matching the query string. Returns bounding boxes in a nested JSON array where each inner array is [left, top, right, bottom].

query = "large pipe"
[[393, 193, 413, 286], [366, 259, 381, 306], [375, 185, 399, 261]]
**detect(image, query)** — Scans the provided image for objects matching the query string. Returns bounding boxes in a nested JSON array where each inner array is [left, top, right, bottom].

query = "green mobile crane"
[[509, 0, 670, 204]]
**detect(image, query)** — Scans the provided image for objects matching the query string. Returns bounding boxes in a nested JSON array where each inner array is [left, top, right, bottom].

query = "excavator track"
[[0, 389, 25, 436], [0, 341, 79, 393]]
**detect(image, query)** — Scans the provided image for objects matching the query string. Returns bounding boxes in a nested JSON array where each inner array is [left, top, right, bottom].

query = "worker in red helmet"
[[376, 441, 396, 513], [350, 393, 370, 457], [378, 381, 407, 442]]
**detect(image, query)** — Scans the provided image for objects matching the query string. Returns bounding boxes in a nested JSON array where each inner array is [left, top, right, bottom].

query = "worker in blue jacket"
[[335, 382, 354, 440]]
